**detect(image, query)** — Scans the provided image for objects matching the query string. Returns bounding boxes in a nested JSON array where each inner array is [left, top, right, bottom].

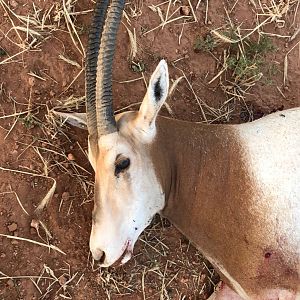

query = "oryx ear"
[[134, 60, 169, 141]]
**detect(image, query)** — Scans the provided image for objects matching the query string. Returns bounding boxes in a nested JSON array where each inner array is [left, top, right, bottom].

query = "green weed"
[[194, 34, 218, 53]]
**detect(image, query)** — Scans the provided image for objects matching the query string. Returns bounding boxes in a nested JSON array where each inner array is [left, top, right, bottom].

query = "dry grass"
[[87, 217, 217, 299], [144, 0, 197, 35], [0, 165, 57, 212], [192, 0, 298, 121], [0, 188, 29, 215], [212, 0, 299, 44], [0, 233, 65, 254]]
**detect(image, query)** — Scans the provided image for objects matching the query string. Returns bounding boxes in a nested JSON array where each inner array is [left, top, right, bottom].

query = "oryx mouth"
[[119, 239, 133, 265]]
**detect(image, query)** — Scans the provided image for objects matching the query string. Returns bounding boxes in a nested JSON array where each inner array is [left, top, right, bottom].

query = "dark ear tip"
[[154, 77, 162, 102]]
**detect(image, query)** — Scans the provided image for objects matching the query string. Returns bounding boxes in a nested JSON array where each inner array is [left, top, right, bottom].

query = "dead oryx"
[[54, 0, 300, 299]]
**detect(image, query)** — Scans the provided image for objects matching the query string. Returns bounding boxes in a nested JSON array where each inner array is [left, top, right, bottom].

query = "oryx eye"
[[115, 155, 130, 176]]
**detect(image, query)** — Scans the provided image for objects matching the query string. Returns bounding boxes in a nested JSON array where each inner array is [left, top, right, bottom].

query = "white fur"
[[134, 59, 169, 143], [89, 131, 165, 266], [238, 108, 300, 248], [80, 61, 169, 266], [90, 61, 170, 265]]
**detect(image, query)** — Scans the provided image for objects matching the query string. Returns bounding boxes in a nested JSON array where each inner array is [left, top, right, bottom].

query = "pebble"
[[62, 191, 70, 201], [58, 275, 68, 286], [0, 253, 6, 258], [10, 0, 18, 8], [7, 222, 18, 232], [28, 77, 35, 87], [180, 5, 190, 16], [30, 219, 39, 230], [7, 279, 14, 288], [67, 153, 75, 161]]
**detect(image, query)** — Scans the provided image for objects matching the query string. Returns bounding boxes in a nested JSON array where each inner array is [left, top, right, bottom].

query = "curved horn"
[[85, 0, 110, 139], [95, 0, 125, 136]]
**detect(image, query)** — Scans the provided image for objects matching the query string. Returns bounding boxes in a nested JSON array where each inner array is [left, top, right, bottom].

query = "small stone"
[[28, 77, 35, 87], [207, 20, 212, 25], [7, 279, 14, 287], [0, 253, 6, 258], [10, 0, 18, 8], [49, 90, 55, 97], [7, 222, 18, 232], [62, 191, 70, 201], [180, 5, 190, 16], [67, 153, 75, 161], [11, 240, 18, 245], [58, 275, 68, 286], [30, 219, 40, 230]]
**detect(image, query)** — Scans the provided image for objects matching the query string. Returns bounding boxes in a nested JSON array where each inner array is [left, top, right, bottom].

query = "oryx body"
[[61, 0, 300, 298]]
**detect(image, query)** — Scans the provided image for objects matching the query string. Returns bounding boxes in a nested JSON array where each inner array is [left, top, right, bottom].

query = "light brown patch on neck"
[[150, 116, 300, 296]]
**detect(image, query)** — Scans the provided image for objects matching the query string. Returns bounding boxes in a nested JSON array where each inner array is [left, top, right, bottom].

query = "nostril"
[[92, 249, 106, 263], [99, 251, 106, 264]]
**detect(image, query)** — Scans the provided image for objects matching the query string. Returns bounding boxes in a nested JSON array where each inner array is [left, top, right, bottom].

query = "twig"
[[0, 234, 66, 255]]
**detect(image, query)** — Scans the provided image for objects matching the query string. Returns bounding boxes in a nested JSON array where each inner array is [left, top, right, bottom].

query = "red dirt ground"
[[0, 0, 299, 299]]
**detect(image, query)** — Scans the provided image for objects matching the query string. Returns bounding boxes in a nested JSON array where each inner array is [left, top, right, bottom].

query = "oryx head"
[[86, 0, 169, 267]]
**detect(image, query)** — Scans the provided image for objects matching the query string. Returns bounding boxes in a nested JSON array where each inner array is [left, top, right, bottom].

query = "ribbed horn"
[[95, 0, 125, 136], [85, 0, 110, 139]]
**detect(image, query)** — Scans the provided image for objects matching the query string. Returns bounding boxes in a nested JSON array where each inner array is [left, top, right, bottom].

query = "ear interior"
[[52, 111, 87, 130], [135, 60, 169, 136]]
